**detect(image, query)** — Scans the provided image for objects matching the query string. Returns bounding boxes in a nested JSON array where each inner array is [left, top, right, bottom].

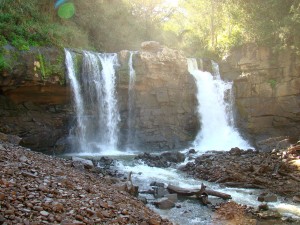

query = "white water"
[[65, 49, 88, 152], [188, 58, 251, 151], [115, 158, 300, 224], [65, 50, 120, 154], [126, 51, 137, 149], [97, 53, 120, 149]]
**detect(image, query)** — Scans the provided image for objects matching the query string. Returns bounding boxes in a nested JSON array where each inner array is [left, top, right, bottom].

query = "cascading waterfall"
[[188, 58, 251, 151], [65, 49, 120, 154], [65, 49, 87, 152], [126, 51, 137, 149]]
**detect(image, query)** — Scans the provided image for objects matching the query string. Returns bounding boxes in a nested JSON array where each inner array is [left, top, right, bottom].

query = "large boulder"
[[135, 151, 185, 168]]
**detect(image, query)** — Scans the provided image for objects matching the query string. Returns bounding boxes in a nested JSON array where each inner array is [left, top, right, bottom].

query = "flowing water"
[[65, 51, 299, 224], [66, 49, 120, 154], [126, 51, 137, 149], [187, 58, 251, 152]]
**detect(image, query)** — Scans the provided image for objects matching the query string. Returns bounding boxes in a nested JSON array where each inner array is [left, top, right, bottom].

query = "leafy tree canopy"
[[0, 0, 299, 58]]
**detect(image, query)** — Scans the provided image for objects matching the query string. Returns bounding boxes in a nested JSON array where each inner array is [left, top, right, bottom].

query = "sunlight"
[[164, 0, 178, 6]]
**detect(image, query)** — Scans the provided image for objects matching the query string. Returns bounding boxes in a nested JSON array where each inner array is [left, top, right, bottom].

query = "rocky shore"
[[0, 140, 172, 225], [180, 144, 300, 199]]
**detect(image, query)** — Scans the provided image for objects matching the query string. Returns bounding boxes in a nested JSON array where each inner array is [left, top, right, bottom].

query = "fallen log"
[[167, 183, 206, 197], [205, 189, 232, 200], [167, 184, 231, 200]]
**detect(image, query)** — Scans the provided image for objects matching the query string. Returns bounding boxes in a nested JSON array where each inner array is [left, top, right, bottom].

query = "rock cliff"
[[117, 42, 198, 150], [0, 43, 198, 152], [220, 44, 300, 145]]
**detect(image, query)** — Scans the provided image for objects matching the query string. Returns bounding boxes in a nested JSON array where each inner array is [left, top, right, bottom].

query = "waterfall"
[[126, 51, 137, 149], [65, 49, 120, 154], [65, 49, 87, 152], [188, 58, 251, 151]]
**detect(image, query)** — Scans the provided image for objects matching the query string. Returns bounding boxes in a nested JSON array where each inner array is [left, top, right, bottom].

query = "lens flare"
[[58, 3, 75, 19]]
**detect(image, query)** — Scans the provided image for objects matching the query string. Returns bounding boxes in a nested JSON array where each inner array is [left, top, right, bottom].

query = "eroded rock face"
[[0, 43, 198, 152], [220, 44, 300, 145], [0, 46, 71, 152], [117, 43, 198, 150]]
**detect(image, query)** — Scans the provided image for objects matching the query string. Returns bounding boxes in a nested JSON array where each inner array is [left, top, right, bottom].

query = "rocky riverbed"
[[0, 140, 172, 225], [180, 145, 300, 199]]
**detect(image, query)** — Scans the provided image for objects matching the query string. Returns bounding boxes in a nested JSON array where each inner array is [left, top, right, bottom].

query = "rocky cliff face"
[[117, 42, 198, 150], [0, 46, 71, 152], [0, 43, 198, 152], [220, 44, 300, 144]]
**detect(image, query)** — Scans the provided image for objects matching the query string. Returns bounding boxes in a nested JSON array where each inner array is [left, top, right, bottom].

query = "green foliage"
[[35, 50, 65, 84], [0, 54, 11, 71], [11, 36, 30, 51], [268, 79, 277, 89], [1, 0, 299, 58], [37, 51, 46, 79]]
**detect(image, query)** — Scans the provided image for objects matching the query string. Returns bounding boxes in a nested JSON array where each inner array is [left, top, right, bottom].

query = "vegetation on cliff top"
[[0, 0, 299, 58]]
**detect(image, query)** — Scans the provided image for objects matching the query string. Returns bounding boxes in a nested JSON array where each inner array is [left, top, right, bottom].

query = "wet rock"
[[150, 181, 165, 187], [153, 186, 169, 198], [154, 197, 175, 209], [292, 195, 300, 203], [96, 157, 114, 169], [135, 151, 185, 168], [165, 193, 178, 203], [258, 193, 277, 202], [258, 204, 269, 211], [160, 151, 185, 163], [188, 149, 196, 154]]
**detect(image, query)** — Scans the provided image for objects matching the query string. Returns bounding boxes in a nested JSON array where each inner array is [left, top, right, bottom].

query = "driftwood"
[[205, 189, 232, 199], [167, 183, 206, 197], [167, 184, 231, 200]]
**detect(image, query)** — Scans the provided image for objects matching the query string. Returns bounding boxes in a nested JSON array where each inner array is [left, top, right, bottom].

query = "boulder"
[[153, 186, 169, 198], [257, 193, 277, 202], [160, 151, 185, 163], [135, 151, 186, 168], [153, 197, 175, 210], [72, 157, 94, 169], [0, 132, 22, 145]]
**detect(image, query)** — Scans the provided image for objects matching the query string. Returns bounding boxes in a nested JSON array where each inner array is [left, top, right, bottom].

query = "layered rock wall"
[[117, 43, 198, 150], [0, 46, 71, 152], [220, 44, 300, 144], [0, 43, 198, 152]]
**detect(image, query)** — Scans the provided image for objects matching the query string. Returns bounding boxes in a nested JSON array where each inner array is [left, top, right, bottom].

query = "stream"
[[64, 49, 300, 224], [65, 151, 300, 225]]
